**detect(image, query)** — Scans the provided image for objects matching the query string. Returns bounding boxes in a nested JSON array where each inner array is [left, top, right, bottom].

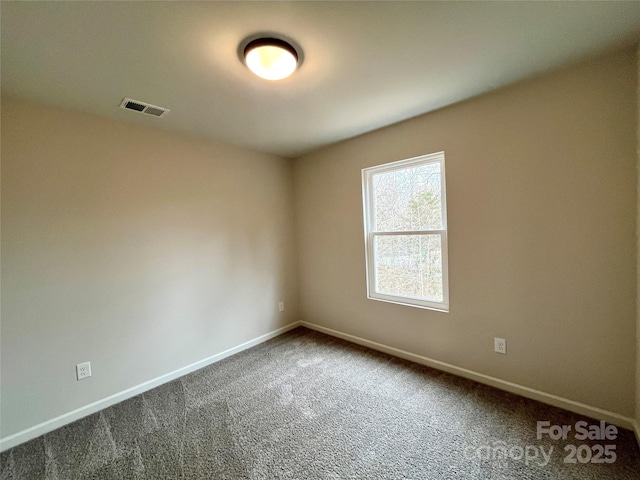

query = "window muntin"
[[362, 152, 449, 312]]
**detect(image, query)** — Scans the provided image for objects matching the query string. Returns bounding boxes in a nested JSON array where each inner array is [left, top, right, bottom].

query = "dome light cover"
[[243, 37, 299, 81]]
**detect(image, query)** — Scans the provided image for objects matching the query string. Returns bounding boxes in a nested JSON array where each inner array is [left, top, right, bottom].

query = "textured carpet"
[[1, 327, 639, 479]]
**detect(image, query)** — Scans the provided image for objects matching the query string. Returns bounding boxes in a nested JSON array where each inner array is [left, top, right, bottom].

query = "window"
[[362, 152, 449, 312]]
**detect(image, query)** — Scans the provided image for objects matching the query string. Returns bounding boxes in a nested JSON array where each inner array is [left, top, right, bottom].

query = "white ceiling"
[[2, 1, 640, 158]]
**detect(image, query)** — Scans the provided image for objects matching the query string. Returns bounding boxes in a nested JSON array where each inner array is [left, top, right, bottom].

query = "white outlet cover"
[[278, 301, 285, 312], [494, 338, 507, 354], [76, 361, 92, 380]]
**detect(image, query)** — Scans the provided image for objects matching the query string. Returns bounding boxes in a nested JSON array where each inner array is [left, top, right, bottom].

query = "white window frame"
[[362, 152, 449, 312]]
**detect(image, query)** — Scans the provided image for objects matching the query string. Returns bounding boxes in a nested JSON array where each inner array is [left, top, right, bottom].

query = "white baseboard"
[[0, 321, 302, 453], [300, 321, 636, 431], [3, 320, 635, 452]]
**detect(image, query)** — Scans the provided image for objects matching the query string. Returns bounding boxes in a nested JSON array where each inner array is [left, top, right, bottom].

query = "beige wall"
[[636, 44, 640, 433], [0, 97, 298, 438], [295, 50, 637, 417]]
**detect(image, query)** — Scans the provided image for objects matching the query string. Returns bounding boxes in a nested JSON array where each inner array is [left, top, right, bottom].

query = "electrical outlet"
[[76, 361, 91, 380], [278, 301, 285, 312], [494, 338, 507, 354]]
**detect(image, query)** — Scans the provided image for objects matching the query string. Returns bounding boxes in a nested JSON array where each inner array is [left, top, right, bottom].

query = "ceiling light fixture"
[[242, 37, 300, 81]]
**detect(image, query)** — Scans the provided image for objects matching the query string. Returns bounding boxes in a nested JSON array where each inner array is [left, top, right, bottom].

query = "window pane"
[[374, 234, 443, 302], [372, 162, 442, 231]]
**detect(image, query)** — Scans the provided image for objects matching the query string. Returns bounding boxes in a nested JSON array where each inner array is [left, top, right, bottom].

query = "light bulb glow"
[[244, 39, 298, 81]]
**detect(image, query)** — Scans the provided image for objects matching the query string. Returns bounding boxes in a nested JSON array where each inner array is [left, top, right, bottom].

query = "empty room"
[[1, 1, 640, 479]]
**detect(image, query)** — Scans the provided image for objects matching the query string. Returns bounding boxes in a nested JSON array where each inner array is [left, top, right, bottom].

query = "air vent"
[[119, 98, 170, 118]]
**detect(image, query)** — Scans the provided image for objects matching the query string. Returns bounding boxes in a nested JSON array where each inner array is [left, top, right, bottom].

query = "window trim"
[[362, 151, 449, 312]]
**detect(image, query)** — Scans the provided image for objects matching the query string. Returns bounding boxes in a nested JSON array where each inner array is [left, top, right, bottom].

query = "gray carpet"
[[1, 327, 639, 479]]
